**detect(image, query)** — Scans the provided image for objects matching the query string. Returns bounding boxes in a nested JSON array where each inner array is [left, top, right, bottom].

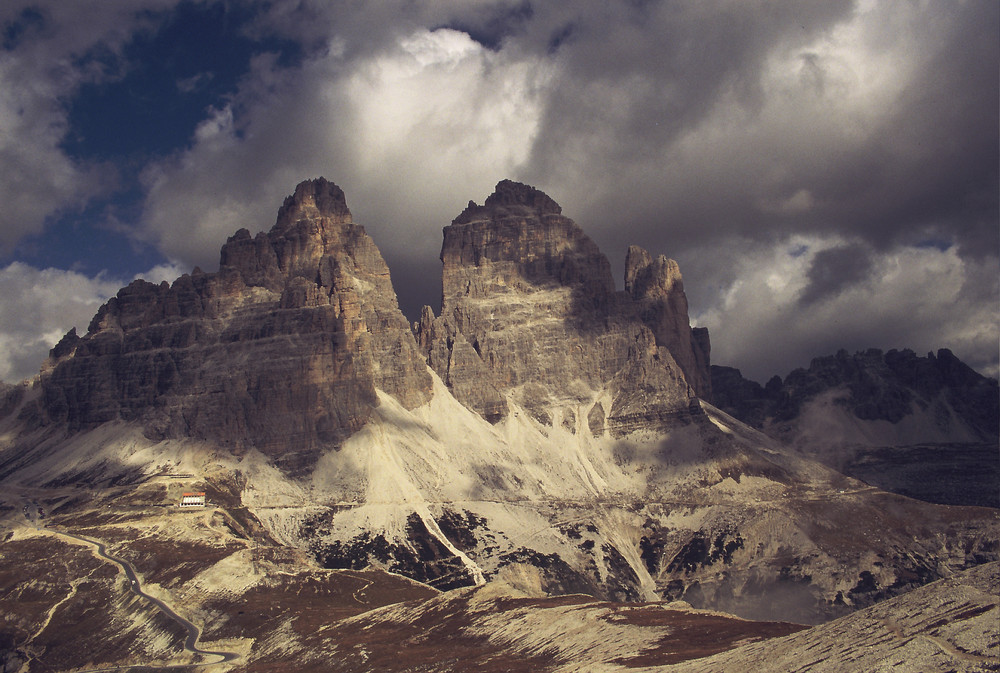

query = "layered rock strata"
[[32, 178, 431, 470], [418, 179, 710, 433]]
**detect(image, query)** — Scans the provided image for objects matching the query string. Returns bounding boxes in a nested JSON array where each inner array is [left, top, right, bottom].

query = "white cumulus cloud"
[[694, 240, 999, 381], [136, 24, 552, 313], [0, 263, 123, 382]]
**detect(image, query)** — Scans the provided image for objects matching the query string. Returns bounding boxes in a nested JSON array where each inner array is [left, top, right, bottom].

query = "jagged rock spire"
[[626, 245, 711, 399], [441, 180, 615, 304]]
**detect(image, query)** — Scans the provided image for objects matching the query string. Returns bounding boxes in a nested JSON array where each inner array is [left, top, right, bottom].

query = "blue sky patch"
[[61, 2, 300, 161]]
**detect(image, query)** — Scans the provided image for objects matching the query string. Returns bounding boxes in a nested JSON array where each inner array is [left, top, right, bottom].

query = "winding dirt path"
[[52, 529, 240, 668]]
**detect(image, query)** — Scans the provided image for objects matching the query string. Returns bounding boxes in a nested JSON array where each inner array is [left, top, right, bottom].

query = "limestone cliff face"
[[418, 180, 710, 434], [36, 178, 431, 470], [6, 179, 996, 623]]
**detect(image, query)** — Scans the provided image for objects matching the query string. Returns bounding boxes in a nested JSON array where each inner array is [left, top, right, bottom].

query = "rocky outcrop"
[[33, 178, 431, 471], [417, 180, 709, 434], [710, 365, 783, 430], [625, 246, 711, 399]]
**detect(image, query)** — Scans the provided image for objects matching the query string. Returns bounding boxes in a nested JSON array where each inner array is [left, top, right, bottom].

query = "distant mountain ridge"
[[711, 348, 999, 507], [712, 347, 998, 440]]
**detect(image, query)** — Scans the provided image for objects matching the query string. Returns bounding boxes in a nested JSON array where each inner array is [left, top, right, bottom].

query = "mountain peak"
[[275, 177, 352, 229], [4, 178, 997, 640], [219, 177, 362, 289], [453, 179, 562, 224], [484, 179, 561, 213], [625, 245, 684, 299]]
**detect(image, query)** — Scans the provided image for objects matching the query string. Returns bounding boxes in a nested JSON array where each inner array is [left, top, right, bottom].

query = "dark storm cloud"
[[862, 2, 999, 258], [527, 0, 854, 149], [784, 1, 1000, 260], [511, 0, 998, 268], [797, 243, 874, 308], [517, 0, 855, 207]]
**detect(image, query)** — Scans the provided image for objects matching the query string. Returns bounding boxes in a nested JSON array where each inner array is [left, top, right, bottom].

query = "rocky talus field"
[[1, 179, 996, 672]]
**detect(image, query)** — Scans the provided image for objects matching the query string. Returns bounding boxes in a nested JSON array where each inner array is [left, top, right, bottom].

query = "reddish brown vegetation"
[[609, 608, 805, 666]]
